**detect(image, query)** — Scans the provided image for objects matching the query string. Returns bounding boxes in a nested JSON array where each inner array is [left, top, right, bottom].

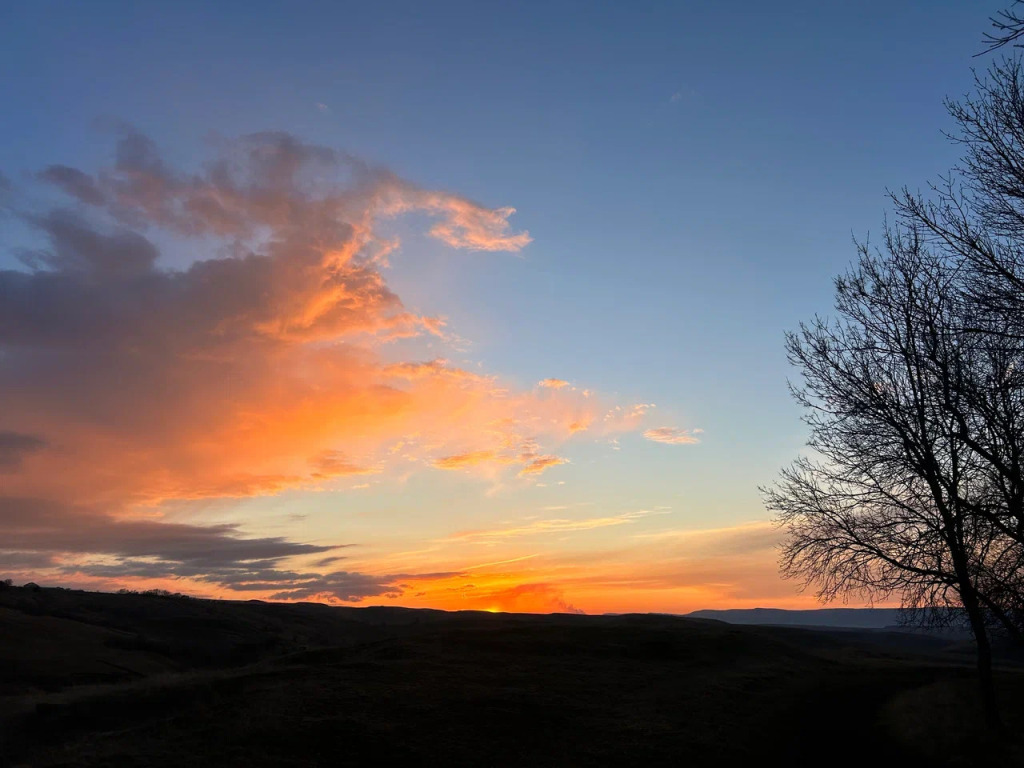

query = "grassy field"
[[2, 585, 1022, 766]]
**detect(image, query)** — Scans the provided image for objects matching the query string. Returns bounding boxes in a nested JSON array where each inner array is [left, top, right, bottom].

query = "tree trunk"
[[962, 587, 1002, 731]]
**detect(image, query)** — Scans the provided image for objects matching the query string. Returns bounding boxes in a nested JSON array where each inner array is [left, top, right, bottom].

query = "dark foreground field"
[[2, 586, 1023, 767]]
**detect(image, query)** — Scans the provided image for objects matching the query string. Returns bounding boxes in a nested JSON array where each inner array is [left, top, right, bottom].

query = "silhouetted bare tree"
[[889, 56, 1024, 640], [767, 20, 1024, 728], [762, 229, 1020, 728], [982, 2, 1024, 54], [894, 58, 1024, 338]]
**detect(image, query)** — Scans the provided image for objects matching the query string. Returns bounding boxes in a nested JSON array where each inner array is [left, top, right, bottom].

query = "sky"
[[0, 1, 1004, 614]]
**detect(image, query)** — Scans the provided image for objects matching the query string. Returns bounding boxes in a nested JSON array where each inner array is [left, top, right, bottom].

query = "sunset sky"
[[0, 1, 994, 613]]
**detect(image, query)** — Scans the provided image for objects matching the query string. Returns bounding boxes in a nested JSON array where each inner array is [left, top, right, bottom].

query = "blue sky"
[[0, 1, 1003, 612]]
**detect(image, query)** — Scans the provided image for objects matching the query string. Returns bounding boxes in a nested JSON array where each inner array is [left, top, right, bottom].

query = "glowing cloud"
[[0, 130, 601, 505], [433, 450, 500, 470], [0, 129, 654, 601], [643, 427, 701, 445], [517, 455, 565, 477]]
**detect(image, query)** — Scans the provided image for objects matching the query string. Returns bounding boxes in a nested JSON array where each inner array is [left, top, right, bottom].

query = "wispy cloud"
[[432, 449, 567, 478], [538, 378, 569, 389], [0, 431, 47, 470], [630, 520, 778, 554], [464, 553, 540, 570], [668, 87, 696, 105], [517, 455, 564, 476], [309, 451, 379, 479], [347, 520, 804, 614], [447, 509, 666, 542], [433, 450, 500, 470], [643, 427, 701, 445]]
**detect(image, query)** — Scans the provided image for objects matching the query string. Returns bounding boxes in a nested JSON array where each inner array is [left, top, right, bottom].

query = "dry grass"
[[883, 676, 1024, 765]]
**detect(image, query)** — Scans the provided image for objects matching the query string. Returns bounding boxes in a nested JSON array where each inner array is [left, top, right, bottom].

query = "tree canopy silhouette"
[[766, 16, 1024, 730], [982, 1, 1024, 54], [763, 231, 1021, 728]]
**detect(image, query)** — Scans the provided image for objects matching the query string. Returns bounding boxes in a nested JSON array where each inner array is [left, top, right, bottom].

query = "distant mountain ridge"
[[685, 607, 943, 630]]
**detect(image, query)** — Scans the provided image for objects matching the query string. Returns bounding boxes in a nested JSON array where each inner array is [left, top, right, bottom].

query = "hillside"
[[2, 585, 1022, 766], [685, 607, 962, 630]]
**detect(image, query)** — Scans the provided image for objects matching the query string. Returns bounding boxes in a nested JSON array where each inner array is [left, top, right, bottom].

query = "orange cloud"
[[0, 129, 660, 602], [538, 378, 570, 389], [384, 359, 493, 384], [433, 450, 500, 470], [371, 181, 533, 252], [2, 130, 637, 508], [432, 449, 568, 479], [517, 455, 565, 477], [309, 451, 379, 479], [643, 427, 701, 445]]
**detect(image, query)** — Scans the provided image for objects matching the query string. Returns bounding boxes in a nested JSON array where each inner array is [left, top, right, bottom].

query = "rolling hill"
[[1, 584, 1021, 766]]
